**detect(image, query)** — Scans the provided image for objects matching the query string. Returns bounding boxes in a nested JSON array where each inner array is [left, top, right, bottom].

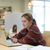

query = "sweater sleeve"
[[13, 29, 27, 39]]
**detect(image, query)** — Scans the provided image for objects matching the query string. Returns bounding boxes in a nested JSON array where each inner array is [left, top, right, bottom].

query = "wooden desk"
[[0, 44, 32, 50], [0, 45, 11, 50]]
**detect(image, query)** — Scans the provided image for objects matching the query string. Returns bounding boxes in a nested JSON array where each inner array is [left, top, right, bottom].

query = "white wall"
[[0, 0, 33, 32], [5, 12, 23, 32], [0, 0, 25, 32], [24, 0, 33, 13]]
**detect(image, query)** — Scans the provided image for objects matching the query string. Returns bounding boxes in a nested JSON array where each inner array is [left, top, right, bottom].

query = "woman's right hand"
[[11, 38, 17, 43]]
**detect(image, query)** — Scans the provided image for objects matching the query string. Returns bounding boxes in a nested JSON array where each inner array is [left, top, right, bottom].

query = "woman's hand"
[[11, 38, 17, 43]]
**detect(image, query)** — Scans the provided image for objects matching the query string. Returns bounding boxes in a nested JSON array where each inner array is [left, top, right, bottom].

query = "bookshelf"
[[0, 9, 5, 30]]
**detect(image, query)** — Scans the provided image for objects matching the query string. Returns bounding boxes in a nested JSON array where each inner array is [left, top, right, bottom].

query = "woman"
[[12, 13, 46, 46]]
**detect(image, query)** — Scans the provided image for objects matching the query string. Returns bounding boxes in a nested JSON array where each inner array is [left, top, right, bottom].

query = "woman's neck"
[[27, 23, 32, 30]]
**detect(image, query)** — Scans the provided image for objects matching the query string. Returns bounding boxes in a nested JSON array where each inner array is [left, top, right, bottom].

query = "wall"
[[24, 0, 33, 13], [0, 0, 33, 32], [0, 0, 25, 12], [0, 0, 25, 32], [5, 12, 23, 32]]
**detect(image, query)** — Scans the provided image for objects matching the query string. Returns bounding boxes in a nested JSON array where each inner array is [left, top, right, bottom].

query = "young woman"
[[11, 13, 46, 46]]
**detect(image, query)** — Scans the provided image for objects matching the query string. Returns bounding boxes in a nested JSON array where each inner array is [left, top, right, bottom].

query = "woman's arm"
[[11, 29, 27, 43]]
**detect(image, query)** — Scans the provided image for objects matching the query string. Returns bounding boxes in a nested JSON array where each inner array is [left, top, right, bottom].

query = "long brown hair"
[[21, 13, 33, 21], [21, 13, 36, 25]]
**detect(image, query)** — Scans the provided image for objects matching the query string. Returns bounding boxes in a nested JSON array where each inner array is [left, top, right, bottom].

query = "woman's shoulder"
[[29, 24, 40, 33]]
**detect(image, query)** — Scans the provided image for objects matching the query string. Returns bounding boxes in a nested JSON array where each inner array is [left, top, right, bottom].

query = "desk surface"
[[0, 45, 50, 50], [0, 45, 11, 50], [0, 44, 32, 50]]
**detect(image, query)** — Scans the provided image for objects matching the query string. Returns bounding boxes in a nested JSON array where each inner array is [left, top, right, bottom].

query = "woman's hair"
[[21, 13, 36, 25], [33, 19, 36, 25], [21, 13, 33, 21], [12, 24, 17, 33]]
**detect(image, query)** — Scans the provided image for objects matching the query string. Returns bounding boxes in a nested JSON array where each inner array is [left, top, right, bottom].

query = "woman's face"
[[22, 17, 31, 28]]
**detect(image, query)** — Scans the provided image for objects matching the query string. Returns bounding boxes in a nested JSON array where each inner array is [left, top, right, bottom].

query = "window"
[[33, 0, 50, 33], [45, 1, 50, 31], [32, 1, 44, 33]]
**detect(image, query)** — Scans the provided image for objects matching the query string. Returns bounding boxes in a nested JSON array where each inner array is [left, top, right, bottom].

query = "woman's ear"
[[30, 20, 33, 23]]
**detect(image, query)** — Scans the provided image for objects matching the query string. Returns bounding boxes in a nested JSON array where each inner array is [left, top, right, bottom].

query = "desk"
[[0, 45, 11, 50], [0, 44, 50, 50], [0, 44, 33, 50]]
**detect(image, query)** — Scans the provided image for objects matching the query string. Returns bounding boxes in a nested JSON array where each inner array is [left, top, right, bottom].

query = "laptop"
[[0, 30, 22, 47]]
